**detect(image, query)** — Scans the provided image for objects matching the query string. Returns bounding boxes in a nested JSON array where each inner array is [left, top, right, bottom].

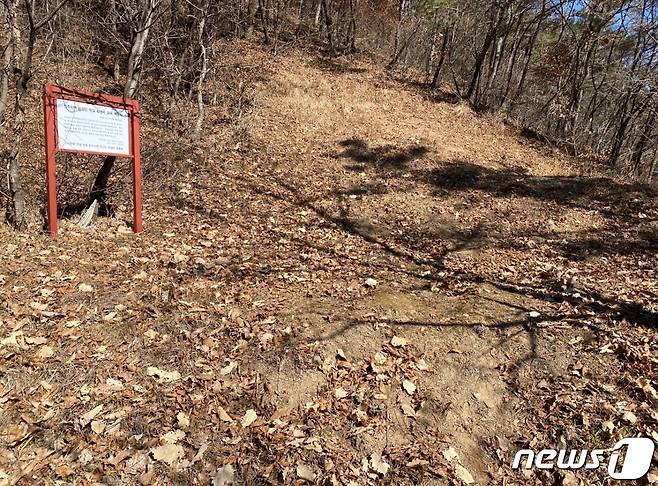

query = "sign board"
[[43, 85, 142, 235], [56, 99, 131, 156]]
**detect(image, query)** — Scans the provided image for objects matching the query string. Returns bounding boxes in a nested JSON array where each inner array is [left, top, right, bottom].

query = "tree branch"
[[34, 0, 70, 31]]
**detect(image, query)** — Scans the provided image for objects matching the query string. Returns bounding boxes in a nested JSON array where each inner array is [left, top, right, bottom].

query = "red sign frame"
[[43, 84, 143, 235]]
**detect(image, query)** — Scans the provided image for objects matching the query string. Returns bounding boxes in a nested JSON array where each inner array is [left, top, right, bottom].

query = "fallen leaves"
[[454, 464, 475, 484], [146, 366, 181, 383], [399, 395, 416, 418], [220, 361, 238, 376], [370, 452, 390, 476], [217, 405, 234, 422], [1, 48, 656, 486], [601, 420, 615, 433], [106, 377, 124, 391], [296, 462, 316, 481], [5, 422, 29, 446], [442, 447, 459, 463], [150, 443, 184, 466], [177, 412, 190, 428], [390, 335, 408, 347], [36, 345, 54, 358], [80, 404, 103, 427], [90, 420, 106, 434], [415, 358, 429, 371], [30, 301, 48, 312], [622, 410, 638, 424], [442, 446, 475, 484], [124, 452, 148, 475], [0, 330, 23, 347], [161, 429, 186, 444], [402, 379, 416, 395], [370, 351, 387, 373], [241, 409, 258, 428], [638, 378, 658, 406], [213, 464, 235, 486], [77, 283, 94, 293]]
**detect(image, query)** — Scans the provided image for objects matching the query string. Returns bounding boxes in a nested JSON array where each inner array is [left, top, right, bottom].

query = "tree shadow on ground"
[[424, 88, 463, 105], [421, 160, 658, 259], [172, 143, 658, 333], [332, 146, 657, 261], [337, 138, 430, 170], [385, 73, 463, 106], [554, 229, 658, 260], [307, 57, 369, 76], [424, 161, 655, 219], [333, 182, 389, 197], [262, 168, 656, 328], [318, 150, 658, 330]]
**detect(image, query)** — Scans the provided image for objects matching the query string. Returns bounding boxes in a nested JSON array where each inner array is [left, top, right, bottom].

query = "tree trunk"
[[124, 0, 158, 100], [509, 25, 537, 107], [169, 42, 190, 110], [258, 0, 270, 44], [192, 0, 209, 140], [649, 152, 657, 182], [6, 137, 26, 227], [296, 0, 304, 28], [246, 0, 258, 34], [4, 0, 27, 227], [633, 109, 656, 178], [109, 0, 121, 82], [502, 13, 542, 110], [90, 0, 159, 206], [314, 0, 321, 26], [346, 0, 357, 53], [320, 0, 334, 56], [608, 116, 631, 167], [466, 20, 497, 100], [272, 0, 282, 54], [387, 0, 404, 68], [484, 33, 505, 98], [3, 0, 70, 227], [0, 2, 12, 126], [430, 25, 450, 89]]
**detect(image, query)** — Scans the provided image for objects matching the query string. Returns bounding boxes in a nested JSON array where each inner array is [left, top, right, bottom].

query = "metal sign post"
[[43, 85, 143, 235]]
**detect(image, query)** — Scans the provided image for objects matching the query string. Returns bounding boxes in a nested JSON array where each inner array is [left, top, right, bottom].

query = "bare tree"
[[388, 0, 405, 67], [89, 0, 162, 207], [320, 0, 335, 55], [0, 2, 12, 125], [2, 0, 70, 227], [192, 0, 210, 140], [108, 0, 121, 81]]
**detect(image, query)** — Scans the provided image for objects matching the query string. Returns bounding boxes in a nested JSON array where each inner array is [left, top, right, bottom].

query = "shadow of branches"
[[171, 139, 657, 336], [425, 161, 656, 223], [337, 138, 430, 170]]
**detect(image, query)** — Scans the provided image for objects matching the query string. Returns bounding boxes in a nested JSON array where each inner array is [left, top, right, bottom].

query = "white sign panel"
[[56, 99, 130, 156]]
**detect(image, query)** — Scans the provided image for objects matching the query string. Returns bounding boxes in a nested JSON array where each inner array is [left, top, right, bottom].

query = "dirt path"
[[0, 48, 656, 485]]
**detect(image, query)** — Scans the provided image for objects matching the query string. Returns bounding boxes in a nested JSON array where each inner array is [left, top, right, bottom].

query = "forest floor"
[[1, 43, 657, 485]]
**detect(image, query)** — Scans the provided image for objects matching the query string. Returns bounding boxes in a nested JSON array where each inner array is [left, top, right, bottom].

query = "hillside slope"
[[1, 46, 657, 485]]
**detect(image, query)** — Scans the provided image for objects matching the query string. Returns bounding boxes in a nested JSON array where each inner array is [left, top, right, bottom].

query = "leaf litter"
[[0, 43, 656, 486]]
